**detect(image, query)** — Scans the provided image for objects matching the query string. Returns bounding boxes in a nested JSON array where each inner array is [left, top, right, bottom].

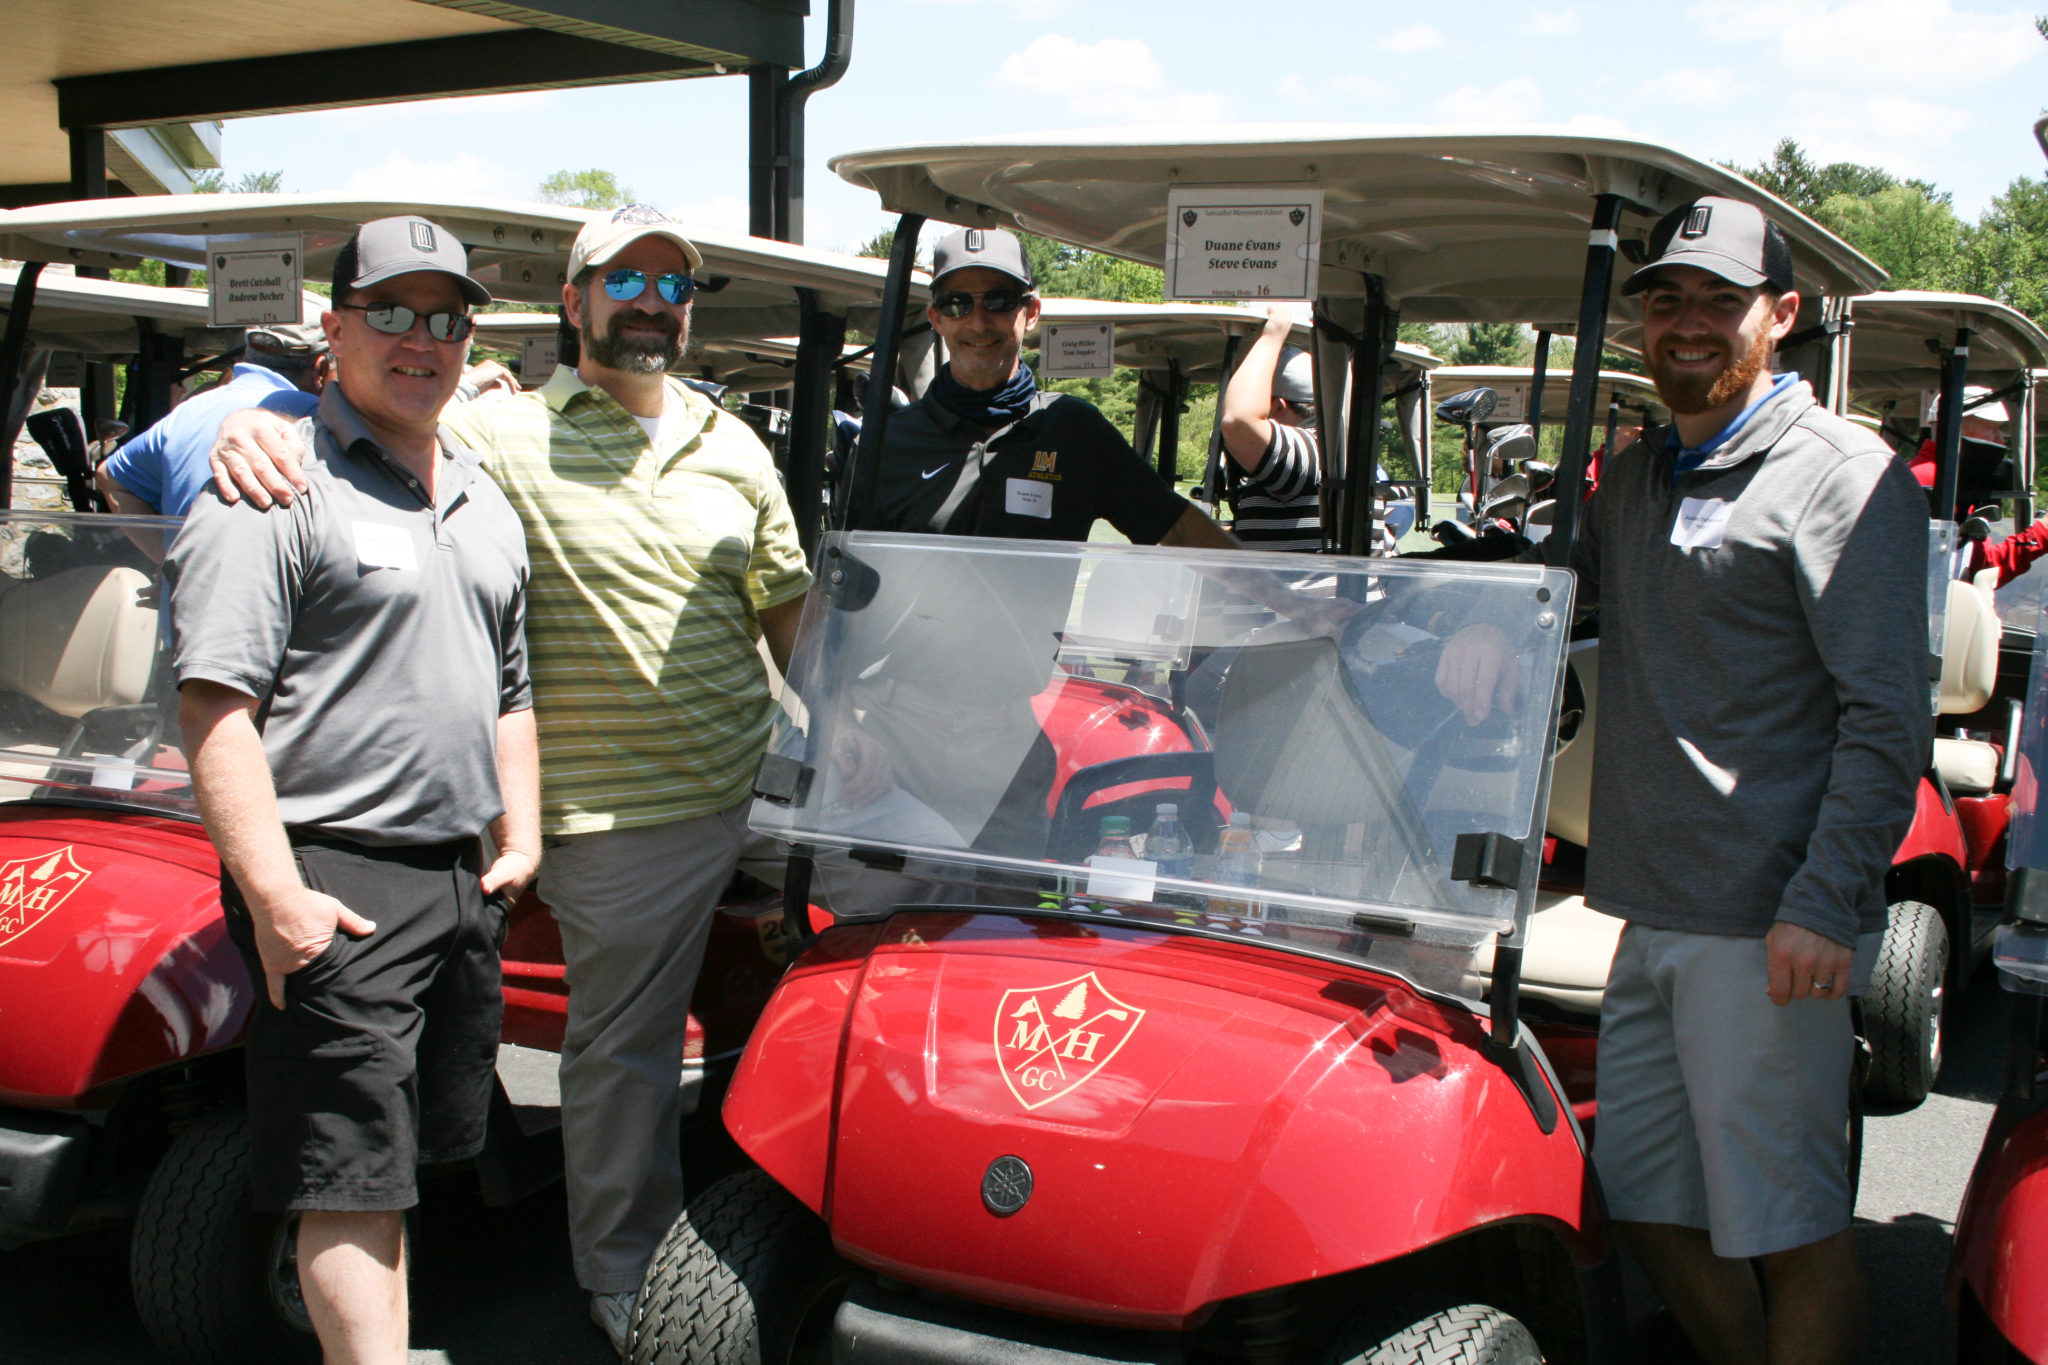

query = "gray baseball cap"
[[1621, 196, 1794, 296], [342, 215, 491, 307], [1273, 344, 1315, 406], [246, 323, 328, 358], [931, 227, 1034, 291]]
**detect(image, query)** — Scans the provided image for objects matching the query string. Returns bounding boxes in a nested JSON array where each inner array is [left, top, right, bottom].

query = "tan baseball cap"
[[567, 203, 703, 279]]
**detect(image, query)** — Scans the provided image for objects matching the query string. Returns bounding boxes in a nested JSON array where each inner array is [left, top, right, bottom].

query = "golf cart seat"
[[0, 564, 158, 718], [1932, 571, 2003, 794]]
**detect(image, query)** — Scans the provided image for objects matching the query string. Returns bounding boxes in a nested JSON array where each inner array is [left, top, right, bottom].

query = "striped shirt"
[[1228, 421, 1323, 552], [443, 369, 812, 835]]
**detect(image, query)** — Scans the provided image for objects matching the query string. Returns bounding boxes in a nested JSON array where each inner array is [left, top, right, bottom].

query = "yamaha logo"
[[994, 971, 1144, 1110], [0, 846, 93, 949], [982, 1155, 1032, 1216]]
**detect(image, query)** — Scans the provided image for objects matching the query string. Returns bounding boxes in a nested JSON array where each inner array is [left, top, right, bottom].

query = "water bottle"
[[1094, 815, 1137, 861], [1145, 803, 1193, 880], [1208, 812, 1263, 918]]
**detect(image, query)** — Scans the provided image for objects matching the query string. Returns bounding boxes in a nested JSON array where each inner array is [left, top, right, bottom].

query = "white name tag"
[[1086, 854, 1157, 902], [354, 521, 418, 571], [1670, 497, 1733, 550], [1005, 478, 1054, 519]]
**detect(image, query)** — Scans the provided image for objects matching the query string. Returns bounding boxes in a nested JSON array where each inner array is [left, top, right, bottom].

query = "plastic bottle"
[[1208, 812, 1264, 918], [1145, 803, 1193, 880], [1094, 815, 1137, 861]]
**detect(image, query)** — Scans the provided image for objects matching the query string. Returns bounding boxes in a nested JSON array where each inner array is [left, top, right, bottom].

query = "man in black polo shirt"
[[167, 217, 538, 1365], [853, 226, 1235, 548]]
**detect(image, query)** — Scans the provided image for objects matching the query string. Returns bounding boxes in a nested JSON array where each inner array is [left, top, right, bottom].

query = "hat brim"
[[349, 260, 493, 308], [578, 225, 705, 276], [1620, 246, 1770, 296], [932, 263, 1034, 292]]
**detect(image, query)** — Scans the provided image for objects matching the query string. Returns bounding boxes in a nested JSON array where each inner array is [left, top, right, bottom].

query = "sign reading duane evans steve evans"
[[1164, 186, 1323, 303], [208, 235, 304, 328]]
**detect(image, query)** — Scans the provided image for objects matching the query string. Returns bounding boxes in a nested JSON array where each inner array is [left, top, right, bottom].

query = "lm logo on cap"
[[410, 221, 437, 253], [1680, 206, 1713, 239]]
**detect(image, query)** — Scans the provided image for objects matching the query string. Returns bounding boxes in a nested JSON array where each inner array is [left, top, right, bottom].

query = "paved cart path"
[[2, 978, 2013, 1364]]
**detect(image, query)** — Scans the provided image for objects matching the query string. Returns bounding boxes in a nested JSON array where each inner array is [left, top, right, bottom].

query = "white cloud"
[[1278, 73, 1391, 106], [1657, 66, 1739, 110], [1523, 7, 1583, 34], [338, 151, 525, 201], [1433, 76, 1546, 123], [1377, 23, 1446, 53], [991, 35, 1233, 124], [1686, 0, 2036, 91], [1778, 90, 1975, 175], [663, 192, 750, 237]]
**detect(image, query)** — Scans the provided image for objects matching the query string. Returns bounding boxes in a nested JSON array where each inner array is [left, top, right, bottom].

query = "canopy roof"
[[832, 127, 1886, 326], [1026, 297, 1436, 384], [1, 0, 801, 201], [469, 313, 873, 396], [1430, 364, 1668, 425], [1844, 291, 2048, 404], [0, 194, 925, 338], [0, 266, 328, 359]]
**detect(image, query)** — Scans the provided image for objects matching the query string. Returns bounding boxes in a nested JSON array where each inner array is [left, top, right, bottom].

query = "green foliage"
[[192, 168, 286, 195], [1017, 235, 1163, 303], [1732, 139, 1939, 213], [1967, 175, 2048, 323], [1450, 322, 1530, 367], [857, 228, 897, 261], [1813, 186, 1966, 290], [538, 169, 635, 210]]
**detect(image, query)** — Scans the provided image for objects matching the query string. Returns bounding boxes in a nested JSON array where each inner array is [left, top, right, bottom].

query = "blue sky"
[[216, 0, 2047, 255]]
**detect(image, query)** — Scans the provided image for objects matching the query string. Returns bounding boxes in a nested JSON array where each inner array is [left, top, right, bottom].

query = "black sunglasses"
[[603, 268, 695, 305], [335, 302, 474, 342], [932, 288, 1028, 319]]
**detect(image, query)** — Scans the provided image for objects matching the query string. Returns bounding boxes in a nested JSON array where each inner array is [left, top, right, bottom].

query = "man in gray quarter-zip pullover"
[[1440, 198, 1928, 1365]]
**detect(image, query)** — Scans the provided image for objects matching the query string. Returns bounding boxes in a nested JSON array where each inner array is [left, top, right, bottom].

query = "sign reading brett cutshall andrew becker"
[[207, 234, 304, 328]]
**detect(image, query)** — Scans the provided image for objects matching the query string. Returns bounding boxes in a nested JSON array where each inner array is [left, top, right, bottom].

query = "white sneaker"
[[590, 1289, 636, 1358]]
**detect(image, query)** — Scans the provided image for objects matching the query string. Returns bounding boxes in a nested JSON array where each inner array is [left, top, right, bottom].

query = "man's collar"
[[318, 382, 481, 475], [1663, 373, 1810, 471], [540, 365, 716, 449]]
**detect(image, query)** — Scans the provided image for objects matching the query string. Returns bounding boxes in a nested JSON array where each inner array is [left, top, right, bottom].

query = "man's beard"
[[582, 307, 686, 375], [1648, 323, 1774, 416]]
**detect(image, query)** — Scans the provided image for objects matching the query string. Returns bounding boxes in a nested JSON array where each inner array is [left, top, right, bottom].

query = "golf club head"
[[1435, 388, 1498, 427]]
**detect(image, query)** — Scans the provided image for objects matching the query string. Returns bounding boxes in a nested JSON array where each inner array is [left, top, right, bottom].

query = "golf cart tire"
[[129, 1108, 318, 1365], [1327, 1303, 1542, 1365], [1863, 900, 1948, 1107], [632, 1167, 851, 1365]]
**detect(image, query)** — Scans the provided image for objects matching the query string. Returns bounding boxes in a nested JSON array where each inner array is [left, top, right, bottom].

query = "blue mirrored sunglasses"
[[602, 268, 695, 305]]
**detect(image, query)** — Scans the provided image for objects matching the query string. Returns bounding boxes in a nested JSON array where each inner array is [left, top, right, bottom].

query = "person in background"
[[1219, 306, 1324, 550]]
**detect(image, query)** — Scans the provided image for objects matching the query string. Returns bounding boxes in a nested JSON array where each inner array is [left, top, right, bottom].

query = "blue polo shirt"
[[1666, 371, 1799, 483], [102, 364, 319, 517]]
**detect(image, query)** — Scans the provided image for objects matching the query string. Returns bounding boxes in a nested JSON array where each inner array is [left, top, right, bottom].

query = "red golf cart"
[[622, 128, 1887, 1364]]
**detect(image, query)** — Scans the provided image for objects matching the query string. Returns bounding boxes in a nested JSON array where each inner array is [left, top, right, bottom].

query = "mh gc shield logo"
[[995, 971, 1144, 1110], [0, 846, 93, 949]]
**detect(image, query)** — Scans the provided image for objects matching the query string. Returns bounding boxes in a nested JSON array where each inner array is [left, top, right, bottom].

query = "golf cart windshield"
[[755, 533, 1572, 985], [0, 511, 190, 816]]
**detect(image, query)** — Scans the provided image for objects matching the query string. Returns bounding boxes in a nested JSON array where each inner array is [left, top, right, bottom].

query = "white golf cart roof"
[[0, 265, 324, 360], [1026, 297, 1437, 384], [832, 127, 1886, 324], [1843, 291, 2048, 403], [1430, 364, 1668, 426], [0, 194, 927, 338]]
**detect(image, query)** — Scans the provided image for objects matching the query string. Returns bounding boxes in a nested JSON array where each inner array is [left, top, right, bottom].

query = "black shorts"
[[220, 833, 507, 1213]]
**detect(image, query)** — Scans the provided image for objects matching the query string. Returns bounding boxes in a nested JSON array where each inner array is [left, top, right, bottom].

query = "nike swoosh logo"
[[920, 465, 949, 479]]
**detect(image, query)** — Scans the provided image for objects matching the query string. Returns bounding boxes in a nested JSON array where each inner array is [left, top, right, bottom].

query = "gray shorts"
[[1592, 922, 1879, 1259]]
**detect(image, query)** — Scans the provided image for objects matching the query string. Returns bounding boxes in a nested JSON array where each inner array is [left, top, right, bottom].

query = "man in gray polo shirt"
[[166, 216, 538, 1365], [1443, 199, 1926, 1365]]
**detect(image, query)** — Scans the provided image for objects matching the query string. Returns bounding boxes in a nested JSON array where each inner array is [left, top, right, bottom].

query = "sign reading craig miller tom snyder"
[[1164, 186, 1324, 304], [1040, 322, 1116, 379], [207, 235, 304, 328]]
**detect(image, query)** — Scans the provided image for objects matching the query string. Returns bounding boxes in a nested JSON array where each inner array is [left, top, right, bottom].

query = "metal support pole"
[[1415, 370, 1432, 533], [788, 290, 846, 563], [1933, 327, 1970, 521], [1158, 359, 1183, 485], [779, 0, 855, 246], [747, 66, 788, 240], [842, 212, 926, 532], [1201, 332, 1243, 509], [1341, 281, 1393, 557], [1528, 329, 1551, 447], [1544, 194, 1624, 570], [0, 261, 46, 510]]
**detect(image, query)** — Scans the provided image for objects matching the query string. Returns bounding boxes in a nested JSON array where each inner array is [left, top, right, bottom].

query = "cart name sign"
[[207, 235, 304, 327], [1165, 186, 1324, 303]]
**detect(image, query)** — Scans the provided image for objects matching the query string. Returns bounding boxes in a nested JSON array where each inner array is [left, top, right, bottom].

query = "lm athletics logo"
[[995, 971, 1144, 1110], [0, 846, 93, 949]]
